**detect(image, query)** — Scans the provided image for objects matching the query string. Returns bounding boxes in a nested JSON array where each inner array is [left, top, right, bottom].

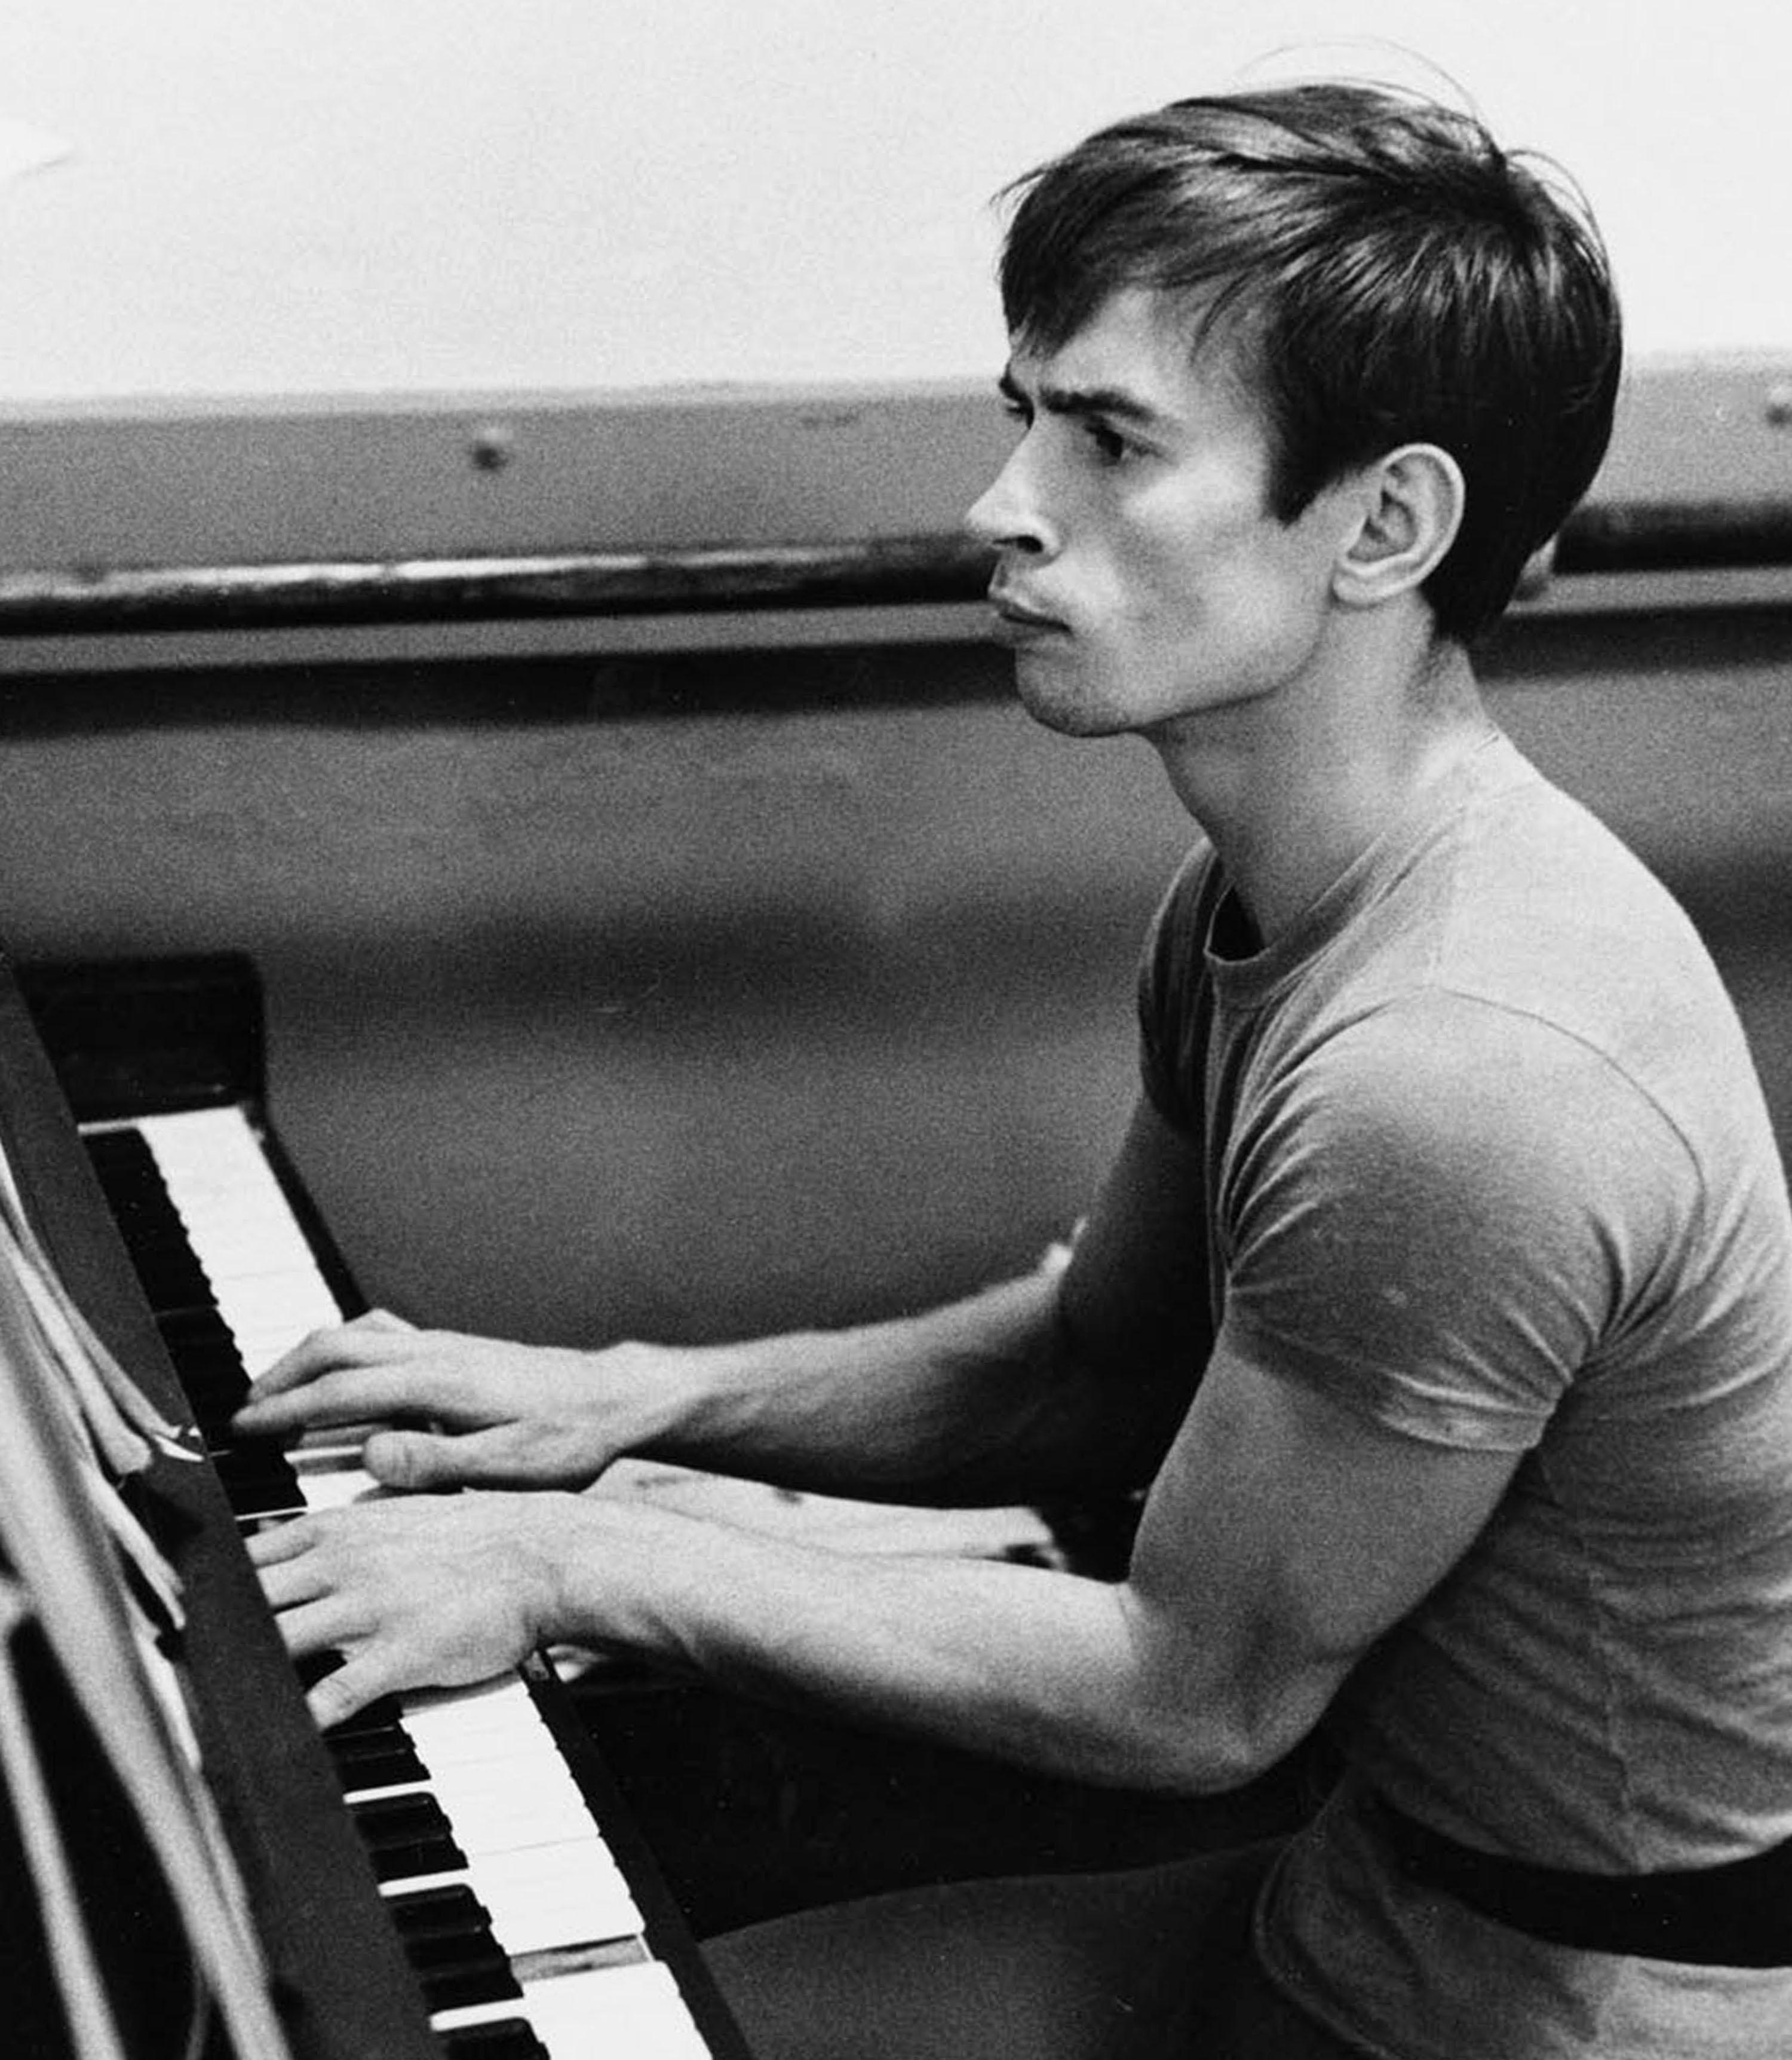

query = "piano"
[[0, 949, 753, 2060]]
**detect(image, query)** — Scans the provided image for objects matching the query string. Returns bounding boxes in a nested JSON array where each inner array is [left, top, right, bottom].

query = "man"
[[237, 84, 1792, 2058]]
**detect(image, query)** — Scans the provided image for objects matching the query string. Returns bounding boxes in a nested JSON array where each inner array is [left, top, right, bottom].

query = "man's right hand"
[[229, 1308, 670, 1491]]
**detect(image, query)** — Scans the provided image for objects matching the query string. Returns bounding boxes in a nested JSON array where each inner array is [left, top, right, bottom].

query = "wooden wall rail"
[[1552, 499, 1792, 576], [0, 534, 995, 638], [0, 501, 1785, 639]]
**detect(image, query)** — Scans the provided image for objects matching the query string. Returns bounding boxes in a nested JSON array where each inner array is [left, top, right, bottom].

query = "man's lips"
[[987, 589, 1067, 636]]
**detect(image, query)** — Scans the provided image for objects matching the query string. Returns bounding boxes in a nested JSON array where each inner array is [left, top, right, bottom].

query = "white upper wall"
[[0, 0, 1785, 403]]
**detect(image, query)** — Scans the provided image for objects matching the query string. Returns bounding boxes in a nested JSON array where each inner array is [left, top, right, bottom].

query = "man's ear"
[[1331, 444, 1465, 609]]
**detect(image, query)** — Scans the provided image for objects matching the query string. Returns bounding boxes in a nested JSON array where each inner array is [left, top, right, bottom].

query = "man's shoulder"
[[1431, 767, 1743, 1077]]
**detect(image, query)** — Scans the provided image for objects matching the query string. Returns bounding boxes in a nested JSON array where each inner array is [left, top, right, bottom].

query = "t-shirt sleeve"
[[1219, 992, 1699, 1451]]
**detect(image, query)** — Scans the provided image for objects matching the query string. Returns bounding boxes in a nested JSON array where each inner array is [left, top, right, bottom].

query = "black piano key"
[[385, 1883, 493, 1942], [363, 1837, 470, 1887], [326, 1697, 410, 1740], [211, 1442, 305, 1518], [84, 1129, 218, 1311], [188, 1384, 252, 1446], [349, 1791, 459, 1851], [170, 1335, 250, 1399], [326, 1713, 412, 1759], [330, 1737, 430, 1794], [136, 1244, 215, 1311], [157, 1304, 238, 1350], [180, 1381, 251, 1445], [213, 1446, 303, 1500], [405, 1930, 523, 2013], [326, 1710, 418, 1755], [348, 1792, 467, 1883], [84, 1126, 159, 1191], [131, 1236, 197, 1281], [81, 1132, 170, 1218], [156, 1308, 251, 1422], [387, 1885, 524, 2015], [437, 2023, 550, 2060]]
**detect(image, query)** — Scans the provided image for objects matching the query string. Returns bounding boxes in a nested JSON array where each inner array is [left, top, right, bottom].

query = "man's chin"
[[1010, 657, 1123, 740]]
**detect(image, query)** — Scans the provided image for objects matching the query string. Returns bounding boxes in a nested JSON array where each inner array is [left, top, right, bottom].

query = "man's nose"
[[965, 447, 1057, 558]]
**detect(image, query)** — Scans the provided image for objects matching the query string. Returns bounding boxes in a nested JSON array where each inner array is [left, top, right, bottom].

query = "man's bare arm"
[[251, 1326, 1519, 1773], [232, 1096, 1211, 1507]]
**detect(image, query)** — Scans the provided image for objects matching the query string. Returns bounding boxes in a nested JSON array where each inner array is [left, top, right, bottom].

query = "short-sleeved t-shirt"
[[1136, 734, 1792, 2056]]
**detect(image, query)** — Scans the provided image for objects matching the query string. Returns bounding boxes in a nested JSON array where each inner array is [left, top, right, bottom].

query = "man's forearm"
[[545, 1491, 1259, 1794], [621, 1250, 1162, 1506]]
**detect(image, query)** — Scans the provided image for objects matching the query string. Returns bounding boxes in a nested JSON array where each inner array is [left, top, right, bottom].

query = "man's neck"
[[1150, 632, 1493, 946]]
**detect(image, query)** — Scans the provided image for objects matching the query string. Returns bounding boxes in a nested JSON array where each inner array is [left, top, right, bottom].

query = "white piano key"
[[409, 1775, 592, 1855], [401, 1677, 545, 1746], [138, 1108, 345, 1367], [416, 1737, 588, 1805], [342, 1755, 582, 1811], [431, 1960, 713, 2060], [388, 1837, 642, 1954], [139, 1104, 276, 1175], [532, 1961, 716, 2060], [290, 1466, 384, 1512], [216, 1274, 340, 1327], [404, 1723, 553, 1777]]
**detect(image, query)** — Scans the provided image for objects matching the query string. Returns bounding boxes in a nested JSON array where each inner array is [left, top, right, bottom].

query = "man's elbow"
[[1100, 1686, 1311, 1797], [1106, 1620, 1337, 1797]]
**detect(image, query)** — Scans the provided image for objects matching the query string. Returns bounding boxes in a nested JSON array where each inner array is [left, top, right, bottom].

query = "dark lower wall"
[[1, 605, 1788, 1351]]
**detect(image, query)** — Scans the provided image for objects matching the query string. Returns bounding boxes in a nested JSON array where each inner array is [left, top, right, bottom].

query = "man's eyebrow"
[[998, 365, 1169, 428]]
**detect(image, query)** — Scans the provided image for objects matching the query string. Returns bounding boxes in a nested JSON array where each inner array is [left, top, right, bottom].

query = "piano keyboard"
[[85, 1103, 723, 2060]]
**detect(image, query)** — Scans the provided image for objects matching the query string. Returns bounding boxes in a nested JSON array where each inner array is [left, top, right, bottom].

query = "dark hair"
[[997, 84, 1622, 642]]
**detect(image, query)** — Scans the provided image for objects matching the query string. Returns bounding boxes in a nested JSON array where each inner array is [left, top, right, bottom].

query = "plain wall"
[[1, 0, 1787, 403], [1, 605, 1788, 1350]]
